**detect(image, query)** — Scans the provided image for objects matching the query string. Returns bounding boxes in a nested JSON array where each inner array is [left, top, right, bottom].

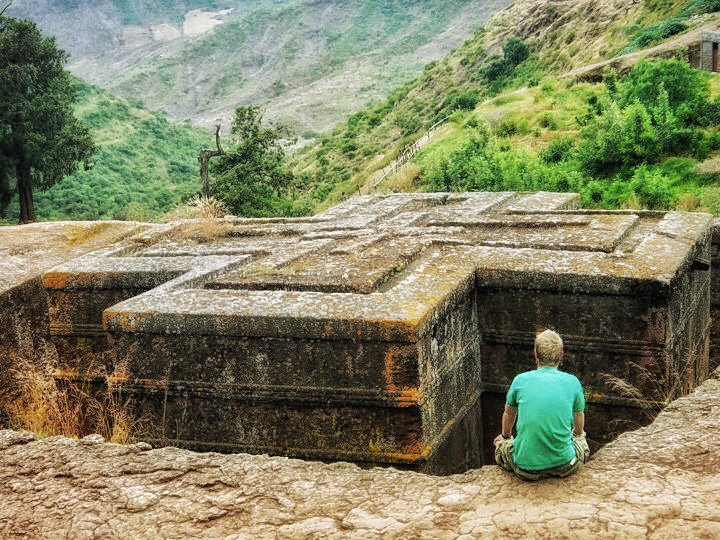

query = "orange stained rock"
[[375, 318, 419, 342], [369, 436, 428, 463], [42, 272, 74, 290], [103, 310, 144, 332], [383, 344, 419, 406], [43, 271, 121, 290]]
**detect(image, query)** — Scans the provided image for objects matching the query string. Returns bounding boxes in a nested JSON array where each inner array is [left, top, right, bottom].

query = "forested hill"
[[6, 0, 511, 135], [2, 80, 210, 223]]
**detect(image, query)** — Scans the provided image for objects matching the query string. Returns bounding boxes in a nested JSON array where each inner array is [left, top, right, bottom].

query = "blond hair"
[[534, 329, 563, 366]]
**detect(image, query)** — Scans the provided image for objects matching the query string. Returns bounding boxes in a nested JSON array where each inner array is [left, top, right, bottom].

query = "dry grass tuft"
[[701, 186, 720, 216], [190, 195, 229, 219], [598, 344, 701, 433], [163, 195, 232, 243], [676, 193, 703, 212], [1, 358, 142, 443], [376, 164, 421, 194], [169, 219, 231, 243], [163, 194, 229, 222], [599, 372, 646, 402], [620, 194, 642, 210], [695, 156, 720, 177]]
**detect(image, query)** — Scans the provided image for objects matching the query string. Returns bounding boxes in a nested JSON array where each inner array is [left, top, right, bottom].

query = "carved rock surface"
[[37, 194, 715, 471], [0, 368, 718, 539]]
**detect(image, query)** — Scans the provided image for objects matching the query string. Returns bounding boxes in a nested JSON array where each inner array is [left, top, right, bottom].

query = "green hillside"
[[3, 81, 211, 223], [105, 0, 511, 135], [7, 0, 720, 223], [290, 0, 720, 214]]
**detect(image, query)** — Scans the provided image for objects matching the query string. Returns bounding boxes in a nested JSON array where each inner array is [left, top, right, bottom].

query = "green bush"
[[495, 119, 517, 138], [619, 59, 709, 118], [617, 19, 687, 55], [680, 0, 720, 16], [449, 90, 480, 111], [540, 137, 574, 164], [482, 55, 509, 82], [628, 166, 676, 209], [538, 112, 559, 130], [481, 37, 531, 89], [576, 102, 627, 175], [503, 37, 530, 66]]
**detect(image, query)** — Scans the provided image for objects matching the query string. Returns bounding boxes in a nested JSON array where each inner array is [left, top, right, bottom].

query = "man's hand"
[[493, 433, 512, 448]]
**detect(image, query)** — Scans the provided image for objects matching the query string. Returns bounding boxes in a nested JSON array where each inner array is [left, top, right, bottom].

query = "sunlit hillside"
[[290, 0, 720, 215], [2, 81, 211, 223]]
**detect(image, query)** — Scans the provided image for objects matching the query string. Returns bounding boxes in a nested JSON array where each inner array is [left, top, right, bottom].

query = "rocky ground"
[[0, 221, 149, 293], [0, 368, 718, 539]]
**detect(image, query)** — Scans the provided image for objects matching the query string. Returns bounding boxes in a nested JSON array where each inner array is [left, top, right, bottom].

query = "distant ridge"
[[7, 0, 512, 133]]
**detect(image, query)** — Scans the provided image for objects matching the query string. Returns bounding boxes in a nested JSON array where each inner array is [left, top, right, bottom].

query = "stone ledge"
[[1, 368, 718, 539]]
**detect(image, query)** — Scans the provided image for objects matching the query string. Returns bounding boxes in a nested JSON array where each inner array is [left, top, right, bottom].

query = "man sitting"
[[494, 329, 590, 481]]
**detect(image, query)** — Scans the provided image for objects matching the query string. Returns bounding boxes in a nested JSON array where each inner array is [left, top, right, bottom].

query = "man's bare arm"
[[573, 411, 585, 437], [502, 404, 517, 437]]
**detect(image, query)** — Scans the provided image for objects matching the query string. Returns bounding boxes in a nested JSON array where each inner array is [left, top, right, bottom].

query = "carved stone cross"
[[44, 192, 713, 473]]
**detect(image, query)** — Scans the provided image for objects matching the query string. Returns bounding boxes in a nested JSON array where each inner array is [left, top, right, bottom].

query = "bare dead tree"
[[0, 2, 12, 17], [198, 124, 225, 197]]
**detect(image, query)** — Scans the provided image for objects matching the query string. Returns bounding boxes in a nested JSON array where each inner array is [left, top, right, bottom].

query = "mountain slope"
[[290, 0, 720, 211], [7, 0, 512, 134], [2, 80, 211, 223]]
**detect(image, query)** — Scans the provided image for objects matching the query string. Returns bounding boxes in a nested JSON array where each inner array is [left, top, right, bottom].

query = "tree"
[[619, 59, 709, 120], [198, 124, 225, 197], [0, 14, 94, 223], [502, 37, 530, 67], [210, 105, 294, 217]]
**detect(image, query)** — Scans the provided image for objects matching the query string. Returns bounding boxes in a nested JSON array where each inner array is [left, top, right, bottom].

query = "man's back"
[[507, 367, 585, 471]]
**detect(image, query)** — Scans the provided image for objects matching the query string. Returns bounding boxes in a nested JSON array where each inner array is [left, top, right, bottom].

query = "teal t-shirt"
[[506, 367, 585, 471]]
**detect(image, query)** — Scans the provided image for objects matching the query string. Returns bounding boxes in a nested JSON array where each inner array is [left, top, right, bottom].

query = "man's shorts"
[[495, 435, 590, 481]]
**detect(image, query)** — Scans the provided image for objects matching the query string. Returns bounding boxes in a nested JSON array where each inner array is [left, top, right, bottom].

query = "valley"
[[4, 0, 720, 223], [6, 0, 511, 133]]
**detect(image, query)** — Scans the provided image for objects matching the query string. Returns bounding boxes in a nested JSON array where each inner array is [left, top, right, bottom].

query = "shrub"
[[449, 90, 480, 111], [482, 55, 509, 82], [481, 37, 530, 85], [576, 102, 626, 176], [538, 112, 559, 130], [540, 137, 575, 164], [617, 19, 688, 55], [619, 59, 710, 119], [680, 0, 720, 16], [496, 118, 519, 137], [503, 37, 530, 66], [632, 168, 676, 209], [576, 101, 659, 176]]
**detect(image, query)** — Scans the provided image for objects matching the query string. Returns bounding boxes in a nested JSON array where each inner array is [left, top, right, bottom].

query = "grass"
[[598, 334, 705, 436], [162, 195, 232, 242], [1, 357, 142, 443], [373, 163, 422, 194]]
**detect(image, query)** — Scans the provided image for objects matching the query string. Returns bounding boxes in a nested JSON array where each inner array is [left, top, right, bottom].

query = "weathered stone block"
[[41, 193, 713, 474]]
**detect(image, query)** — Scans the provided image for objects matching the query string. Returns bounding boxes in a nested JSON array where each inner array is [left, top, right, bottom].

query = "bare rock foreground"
[[0, 367, 718, 539]]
